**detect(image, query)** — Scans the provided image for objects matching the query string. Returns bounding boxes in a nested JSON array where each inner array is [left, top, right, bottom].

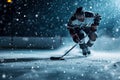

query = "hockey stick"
[[50, 33, 88, 60], [50, 43, 78, 60]]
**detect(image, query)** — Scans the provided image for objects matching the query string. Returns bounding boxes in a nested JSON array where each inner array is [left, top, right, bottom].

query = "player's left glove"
[[94, 13, 101, 26], [91, 13, 101, 32]]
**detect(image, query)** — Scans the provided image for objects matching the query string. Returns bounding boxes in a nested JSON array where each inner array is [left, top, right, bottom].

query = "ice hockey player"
[[67, 7, 101, 56]]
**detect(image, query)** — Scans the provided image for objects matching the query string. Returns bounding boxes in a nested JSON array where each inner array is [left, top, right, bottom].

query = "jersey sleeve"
[[85, 11, 101, 26], [67, 14, 76, 35], [67, 15, 76, 27]]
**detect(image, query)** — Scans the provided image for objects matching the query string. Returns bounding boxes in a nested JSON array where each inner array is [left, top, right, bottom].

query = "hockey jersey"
[[67, 11, 97, 35], [68, 11, 95, 28]]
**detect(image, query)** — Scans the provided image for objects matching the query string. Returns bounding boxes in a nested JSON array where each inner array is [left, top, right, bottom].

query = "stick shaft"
[[60, 43, 78, 58]]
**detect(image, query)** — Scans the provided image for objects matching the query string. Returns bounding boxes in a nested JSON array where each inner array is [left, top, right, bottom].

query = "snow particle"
[[24, 4, 27, 6], [24, 15, 27, 17], [31, 66, 34, 69], [81, 73, 84, 77], [35, 14, 39, 18], [67, 7, 69, 10], [99, 68, 103, 71], [63, 71, 66, 73], [37, 66, 40, 68], [2, 74, 6, 79], [47, 2, 49, 5], [95, 71, 98, 74], [8, 22, 11, 26], [64, 23, 67, 26], [29, 44, 32, 46], [116, 28, 119, 32], [104, 65, 109, 70], [52, 40, 55, 42], [16, 18, 19, 21], [67, 77, 70, 79], [15, 32, 18, 35], [3, 5, 7, 8], [9, 75, 13, 79], [44, 70, 48, 73], [112, 38, 116, 41], [62, 42, 65, 45], [17, 12, 21, 14], [72, 67, 75, 70], [51, 37, 54, 39], [74, 2, 78, 6], [35, 32, 38, 35], [118, 76, 120, 79], [9, 43, 12, 46], [56, 16, 59, 20], [90, 6, 92, 9], [0, 20, 3, 24], [74, 77, 77, 80]]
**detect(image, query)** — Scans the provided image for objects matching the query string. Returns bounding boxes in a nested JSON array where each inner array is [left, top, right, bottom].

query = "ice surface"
[[0, 39, 120, 80]]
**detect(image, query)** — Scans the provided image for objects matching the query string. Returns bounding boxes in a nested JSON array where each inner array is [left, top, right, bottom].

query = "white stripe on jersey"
[[72, 18, 94, 28]]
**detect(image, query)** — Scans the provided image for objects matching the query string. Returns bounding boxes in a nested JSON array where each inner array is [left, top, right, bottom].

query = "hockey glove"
[[94, 13, 101, 26], [72, 33, 80, 43]]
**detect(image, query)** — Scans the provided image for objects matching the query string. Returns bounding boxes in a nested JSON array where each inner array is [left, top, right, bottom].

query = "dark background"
[[0, 0, 120, 37]]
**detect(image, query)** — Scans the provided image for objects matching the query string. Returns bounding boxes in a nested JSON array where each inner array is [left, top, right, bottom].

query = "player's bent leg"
[[87, 32, 97, 47], [79, 39, 91, 56]]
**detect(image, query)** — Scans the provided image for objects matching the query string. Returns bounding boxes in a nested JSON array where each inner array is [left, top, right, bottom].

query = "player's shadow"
[[0, 55, 86, 63], [0, 57, 49, 63]]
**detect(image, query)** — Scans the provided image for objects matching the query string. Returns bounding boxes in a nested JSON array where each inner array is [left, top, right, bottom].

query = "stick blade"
[[50, 57, 64, 60]]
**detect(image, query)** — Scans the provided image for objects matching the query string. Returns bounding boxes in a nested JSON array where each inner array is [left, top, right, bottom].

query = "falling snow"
[[0, 0, 120, 80], [2, 74, 6, 79], [0, 0, 120, 37]]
